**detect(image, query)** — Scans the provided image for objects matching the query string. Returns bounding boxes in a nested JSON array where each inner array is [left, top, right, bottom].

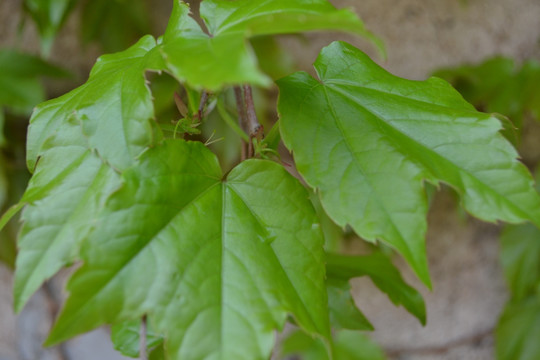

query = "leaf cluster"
[[2, 1, 540, 359]]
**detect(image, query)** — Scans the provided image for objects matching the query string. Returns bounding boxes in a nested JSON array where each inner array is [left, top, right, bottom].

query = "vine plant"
[[3, 0, 540, 359]]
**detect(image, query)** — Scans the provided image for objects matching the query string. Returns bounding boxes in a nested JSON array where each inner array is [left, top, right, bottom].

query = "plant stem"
[[234, 86, 249, 160], [242, 84, 263, 138], [198, 90, 209, 120], [140, 315, 148, 360]]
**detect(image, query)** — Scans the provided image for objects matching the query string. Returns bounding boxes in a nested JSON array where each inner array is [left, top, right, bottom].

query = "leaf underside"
[[278, 41, 540, 286]]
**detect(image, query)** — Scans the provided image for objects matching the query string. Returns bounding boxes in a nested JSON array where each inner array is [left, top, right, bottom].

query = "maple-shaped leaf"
[[26, 35, 163, 172], [159, 0, 380, 91], [46, 140, 329, 360], [11, 36, 168, 311], [278, 41, 540, 287]]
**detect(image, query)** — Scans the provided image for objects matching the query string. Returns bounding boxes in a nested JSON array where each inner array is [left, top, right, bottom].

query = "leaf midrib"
[[325, 83, 537, 225]]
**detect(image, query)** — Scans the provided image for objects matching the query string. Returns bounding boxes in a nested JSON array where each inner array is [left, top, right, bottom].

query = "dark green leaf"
[[0, 49, 70, 114], [326, 252, 425, 325], [496, 294, 540, 360], [435, 57, 540, 137], [80, 0, 150, 52], [46, 140, 329, 360], [278, 41, 540, 286]]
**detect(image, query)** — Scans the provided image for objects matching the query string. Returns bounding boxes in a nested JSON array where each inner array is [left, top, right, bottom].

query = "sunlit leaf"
[[278, 41, 540, 286]]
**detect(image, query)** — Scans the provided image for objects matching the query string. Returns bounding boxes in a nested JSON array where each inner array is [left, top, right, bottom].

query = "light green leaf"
[[0, 49, 69, 114], [200, 0, 381, 50], [26, 35, 163, 172], [496, 294, 540, 360], [46, 140, 329, 360], [282, 329, 386, 360], [278, 41, 540, 286], [111, 318, 164, 358], [14, 118, 121, 312], [326, 252, 425, 325], [23, 0, 78, 55], [159, 0, 380, 91], [327, 279, 373, 331]]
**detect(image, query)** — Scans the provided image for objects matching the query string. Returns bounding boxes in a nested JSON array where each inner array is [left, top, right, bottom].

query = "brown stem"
[[234, 86, 249, 160], [242, 84, 262, 137], [140, 315, 148, 360], [198, 91, 209, 121]]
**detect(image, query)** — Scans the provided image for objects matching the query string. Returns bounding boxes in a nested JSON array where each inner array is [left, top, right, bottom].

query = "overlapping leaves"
[[278, 41, 540, 286], [46, 140, 329, 360], [159, 0, 380, 90]]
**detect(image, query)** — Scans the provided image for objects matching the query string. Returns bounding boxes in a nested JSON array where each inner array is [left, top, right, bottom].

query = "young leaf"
[[26, 35, 164, 172], [496, 293, 540, 360], [159, 0, 380, 91], [326, 252, 426, 325], [278, 41, 540, 286], [46, 140, 329, 360]]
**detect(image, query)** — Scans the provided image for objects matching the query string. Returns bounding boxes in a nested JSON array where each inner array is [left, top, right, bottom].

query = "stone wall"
[[1, 0, 540, 359]]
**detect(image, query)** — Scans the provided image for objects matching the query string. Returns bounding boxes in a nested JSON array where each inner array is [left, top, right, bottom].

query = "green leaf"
[[327, 279, 373, 331], [26, 35, 163, 172], [278, 41, 540, 286], [111, 318, 164, 358], [14, 118, 121, 312], [326, 252, 425, 325], [23, 0, 78, 55], [159, 0, 380, 91], [46, 140, 329, 360], [500, 223, 540, 302], [282, 329, 386, 360], [80, 0, 151, 52], [0, 49, 70, 114], [496, 294, 540, 360]]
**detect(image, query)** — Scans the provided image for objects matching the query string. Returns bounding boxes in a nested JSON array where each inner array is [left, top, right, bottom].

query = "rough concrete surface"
[[1, 0, 539, 359]]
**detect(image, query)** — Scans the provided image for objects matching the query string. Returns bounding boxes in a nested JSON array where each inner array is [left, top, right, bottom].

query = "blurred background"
[[1, 0, 540, 359]]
